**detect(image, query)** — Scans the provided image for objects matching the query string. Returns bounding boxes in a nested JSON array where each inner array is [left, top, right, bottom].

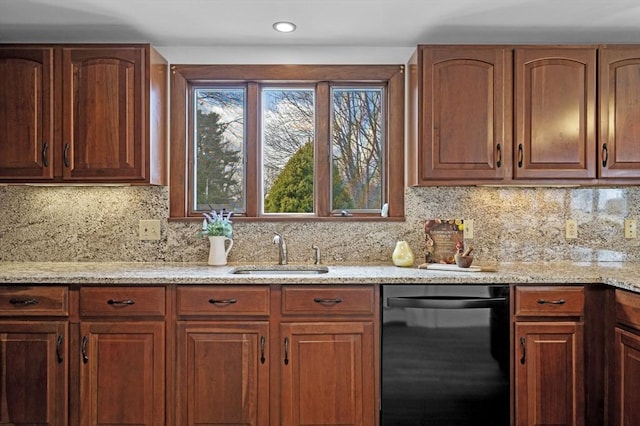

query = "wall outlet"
[[624, 219, 637, 239], [464, 219, 474, 239], [139, 219, 161, 240], [565, 219, 578, 239]]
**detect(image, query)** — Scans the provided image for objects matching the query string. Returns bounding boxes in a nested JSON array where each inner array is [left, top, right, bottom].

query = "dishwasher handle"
[[387, 295, 507, 309]]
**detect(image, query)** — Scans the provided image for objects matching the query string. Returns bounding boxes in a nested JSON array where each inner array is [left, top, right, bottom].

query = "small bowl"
[[454, 254, 474, 268]]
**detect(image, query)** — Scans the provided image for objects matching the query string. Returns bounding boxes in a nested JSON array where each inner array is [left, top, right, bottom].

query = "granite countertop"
[[0, 261, 639, 293]]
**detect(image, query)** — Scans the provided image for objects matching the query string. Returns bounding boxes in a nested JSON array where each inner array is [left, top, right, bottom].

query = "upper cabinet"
[[408, 46, 512, 185], [0, 44, 167, 184], [514, 47, 596, 180], [410, 44, 640, 185], [599, 46, 640, 179]]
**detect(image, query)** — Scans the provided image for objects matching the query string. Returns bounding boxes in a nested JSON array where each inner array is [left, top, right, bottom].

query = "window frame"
[[169, 64, 405, 221]]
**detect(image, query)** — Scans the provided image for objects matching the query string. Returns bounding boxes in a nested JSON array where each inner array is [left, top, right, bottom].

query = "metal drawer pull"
[[81, 336, 89, 364], [313, 297, 343, 305], [537, 298, 566, 305], [9, 298, 39, 305], [518, 143, 524, 168], [602, 143, 609, 167], [107, 299, 136, 305], [284, 337, 289, 365], [496, 143, 502, 168], [208, 298, 237, 305], [260, 336, 266, 364], [520, 337, 526, 364], [56, 335, 64, 363]]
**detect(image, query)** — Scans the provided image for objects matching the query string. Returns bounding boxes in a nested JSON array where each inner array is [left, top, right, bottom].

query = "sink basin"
[[230, 265, 329, 275]]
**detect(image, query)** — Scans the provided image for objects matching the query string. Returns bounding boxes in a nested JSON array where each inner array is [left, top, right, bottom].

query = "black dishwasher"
[[381, 285, 510, 425]]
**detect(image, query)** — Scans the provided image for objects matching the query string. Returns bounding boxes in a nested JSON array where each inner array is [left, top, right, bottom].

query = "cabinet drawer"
[[282, 286, 375, 316], [515, 286, 584, 317], [177, 286, 270, 316], [616, 289, 640, 330], [0, 286, 68, 316], [80, 286, 165, 317]]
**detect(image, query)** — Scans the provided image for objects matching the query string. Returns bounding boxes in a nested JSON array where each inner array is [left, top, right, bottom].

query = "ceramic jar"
[[392, 240, 415, 267]]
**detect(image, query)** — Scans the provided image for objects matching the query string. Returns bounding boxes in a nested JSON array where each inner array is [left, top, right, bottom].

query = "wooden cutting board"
[[418, 263, 497, 272]]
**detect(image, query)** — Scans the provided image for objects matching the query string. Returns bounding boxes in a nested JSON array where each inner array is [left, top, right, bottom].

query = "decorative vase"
[[392, 240, 415, 267], [207, 236, 233, 266]]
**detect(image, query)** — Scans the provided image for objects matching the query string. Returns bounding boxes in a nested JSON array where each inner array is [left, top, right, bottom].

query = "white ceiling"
[[1, 0, 640, 47]]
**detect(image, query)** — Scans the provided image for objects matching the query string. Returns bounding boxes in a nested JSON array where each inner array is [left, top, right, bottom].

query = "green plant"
[[199, 209, 233, 238]]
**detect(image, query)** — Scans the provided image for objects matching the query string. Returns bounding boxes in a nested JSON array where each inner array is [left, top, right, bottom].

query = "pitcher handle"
[[225, 238, 234, 256]]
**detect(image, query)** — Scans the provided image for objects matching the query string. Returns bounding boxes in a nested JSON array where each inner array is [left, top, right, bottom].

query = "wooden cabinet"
[[610, 289, 640, 426], [410, 45, 624, 184], [0, 47, 55, 180], [175, 286, 270, 426], [0, 44, 167, 184], [513, 286, 585, 426], [514, 47, 597, 180], [598, 46, 640, 179], [0, 286, 69, 426], [277, 286, 377, 426], [408, 45, 512, 184], [77, 286, 166, 426]]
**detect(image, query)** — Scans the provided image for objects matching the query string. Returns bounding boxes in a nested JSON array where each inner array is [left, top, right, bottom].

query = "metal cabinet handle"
[[260, 336, 266, 364], [520, 337, 526, 365], [42, 142, 49, 167], [107, 299, 136, 305], [284, 337, 289, 365], [537, 298, 566, 305], [208, 298, 237, 305], [602, 143, 609, 168], [496, 143, 502, 168], [313, 297, 343, 305], [56, 335, 64, 363], [518, 144, 524, 168], [81, 336, 89, 364], [63, 143, 70, 168], [9, 298, 38, 306]]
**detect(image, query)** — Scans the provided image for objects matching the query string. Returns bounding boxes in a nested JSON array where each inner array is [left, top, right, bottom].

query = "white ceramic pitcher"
[[207, 236, 233, 266]]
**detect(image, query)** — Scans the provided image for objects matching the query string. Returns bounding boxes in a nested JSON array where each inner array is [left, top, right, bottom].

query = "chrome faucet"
[[273, 233, 288, 265]]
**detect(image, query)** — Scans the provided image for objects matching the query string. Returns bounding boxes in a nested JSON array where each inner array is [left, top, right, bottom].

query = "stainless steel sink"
[[230, 265, 329, 275]]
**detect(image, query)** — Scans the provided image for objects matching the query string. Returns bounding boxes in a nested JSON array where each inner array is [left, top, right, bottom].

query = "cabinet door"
[[0, 321, 67, 426], [417, 46, 510, 182], [79, 321, 164, 426], [62, 46, 146, 181], [515, 321, 584, 426], [280, 321, 374, 426], [176, 321, 269, 426], [514, 48, 596, 179], [611, 327, 640, 426], [599, 47, 640, 179], [0, 47, 55, 180]]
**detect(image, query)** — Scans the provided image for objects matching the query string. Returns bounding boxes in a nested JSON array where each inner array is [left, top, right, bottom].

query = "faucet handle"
[[312, 244, 321, 265]]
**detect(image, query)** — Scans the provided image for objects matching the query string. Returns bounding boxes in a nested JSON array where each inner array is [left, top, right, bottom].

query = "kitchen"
[[1, 1, 640, 425]]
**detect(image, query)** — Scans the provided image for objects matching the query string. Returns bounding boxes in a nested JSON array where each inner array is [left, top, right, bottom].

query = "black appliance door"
[[381, 285, 510, 426]]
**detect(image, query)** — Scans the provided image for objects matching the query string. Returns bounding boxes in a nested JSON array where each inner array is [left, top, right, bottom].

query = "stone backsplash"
[[0, 185, 638, 264]]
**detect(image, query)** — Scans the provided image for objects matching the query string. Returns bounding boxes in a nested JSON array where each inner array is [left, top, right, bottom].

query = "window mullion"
[[245, 82, 260, 217], [315, 82, 331, 216]]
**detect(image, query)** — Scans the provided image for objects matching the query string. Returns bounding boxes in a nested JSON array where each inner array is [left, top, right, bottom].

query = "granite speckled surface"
[[1, 185, 640, 264], [0, 261, 639, 293]]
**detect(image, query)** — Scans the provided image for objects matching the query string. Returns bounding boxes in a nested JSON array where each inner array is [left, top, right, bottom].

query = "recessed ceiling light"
[[273, 21, 297, 33]]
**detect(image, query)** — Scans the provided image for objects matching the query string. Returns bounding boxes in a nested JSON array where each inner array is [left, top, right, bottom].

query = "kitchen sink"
[[230, 265, 329, 275]]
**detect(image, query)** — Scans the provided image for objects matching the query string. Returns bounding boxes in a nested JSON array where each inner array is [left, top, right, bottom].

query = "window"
[[170, 65, 404, 220]]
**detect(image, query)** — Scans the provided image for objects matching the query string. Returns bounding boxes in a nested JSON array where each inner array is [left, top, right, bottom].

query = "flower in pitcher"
[[199, 209, 233, 238]]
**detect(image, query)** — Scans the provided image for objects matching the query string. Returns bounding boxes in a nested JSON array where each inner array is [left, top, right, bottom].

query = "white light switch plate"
[[464, 219, 474, 239]]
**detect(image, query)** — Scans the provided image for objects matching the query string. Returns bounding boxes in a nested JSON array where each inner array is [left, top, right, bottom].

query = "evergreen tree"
[[264, 142, 314, 213], [195, 109, 241, 209]]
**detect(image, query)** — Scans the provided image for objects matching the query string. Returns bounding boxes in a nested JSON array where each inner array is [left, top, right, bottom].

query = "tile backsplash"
[[0, 185, 638, 264]]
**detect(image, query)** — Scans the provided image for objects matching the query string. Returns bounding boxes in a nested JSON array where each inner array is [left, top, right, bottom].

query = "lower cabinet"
[[175, 285, 378, 426], [77, 286, 166, 426], [610, 289, 640, 426], [513, 285, 585, 426], [0, 286, 69, 426]]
